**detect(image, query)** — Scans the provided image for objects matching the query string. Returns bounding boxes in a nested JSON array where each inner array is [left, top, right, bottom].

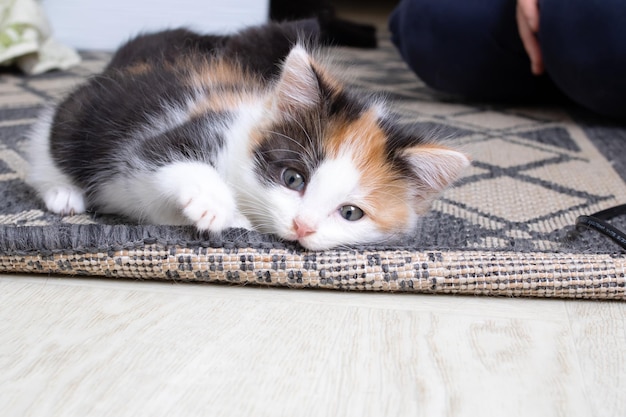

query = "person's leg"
[[540, 0, 626, 119], [389, 0, 556, 101]]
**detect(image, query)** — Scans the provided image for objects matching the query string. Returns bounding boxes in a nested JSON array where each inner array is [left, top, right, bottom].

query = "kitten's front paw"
[[180, 191, 236, 232], [230, 212, 253, 230], [43, 186, 86, 216], [157, 162, 248, 233]]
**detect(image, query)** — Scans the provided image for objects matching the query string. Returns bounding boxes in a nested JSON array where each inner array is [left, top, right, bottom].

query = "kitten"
[[27, 20, 470, 250]]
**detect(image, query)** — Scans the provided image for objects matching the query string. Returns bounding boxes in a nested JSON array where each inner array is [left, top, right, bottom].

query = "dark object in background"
[[270, 0, 377, 48], [389, 0, 626, 120]]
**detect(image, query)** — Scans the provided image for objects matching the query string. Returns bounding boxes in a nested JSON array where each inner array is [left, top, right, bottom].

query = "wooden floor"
[[1, 274, 624, 416]]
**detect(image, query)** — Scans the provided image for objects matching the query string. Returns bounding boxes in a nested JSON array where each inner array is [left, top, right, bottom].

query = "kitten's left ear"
[[402, 144, 471, 194], [274, 45, 321, 112]]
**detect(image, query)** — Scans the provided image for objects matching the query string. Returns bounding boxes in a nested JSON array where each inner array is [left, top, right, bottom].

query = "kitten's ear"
[[274, 46, 321, 112], [402, 144, 470, 194]]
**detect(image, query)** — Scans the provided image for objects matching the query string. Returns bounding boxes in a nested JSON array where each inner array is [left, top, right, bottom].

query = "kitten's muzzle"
[[292, 218, 316, 239]]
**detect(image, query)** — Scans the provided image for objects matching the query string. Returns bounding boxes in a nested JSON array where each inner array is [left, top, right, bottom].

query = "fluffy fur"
[[27, 21, 470, 250]]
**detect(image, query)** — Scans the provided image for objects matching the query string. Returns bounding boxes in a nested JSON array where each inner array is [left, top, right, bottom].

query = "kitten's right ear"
[[274, 46, 321, 112]]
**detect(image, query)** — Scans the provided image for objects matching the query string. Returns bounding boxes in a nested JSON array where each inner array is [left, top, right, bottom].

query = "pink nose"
[[293, 218, 316, 239]]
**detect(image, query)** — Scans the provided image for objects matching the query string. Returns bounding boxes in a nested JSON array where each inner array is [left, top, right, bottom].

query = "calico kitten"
[[27, 20, 469, 250]]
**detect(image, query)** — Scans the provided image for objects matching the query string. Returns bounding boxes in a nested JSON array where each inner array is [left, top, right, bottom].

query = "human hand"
[[516, 0, 543, 75]]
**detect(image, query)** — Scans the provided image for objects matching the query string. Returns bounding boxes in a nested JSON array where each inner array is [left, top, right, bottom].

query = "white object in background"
[[41, 0, 269, 50], [0, 0, 80, 74]]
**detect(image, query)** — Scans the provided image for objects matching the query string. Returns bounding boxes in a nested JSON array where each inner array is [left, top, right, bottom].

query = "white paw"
[[43, 186, 86, 216], [178, 184, 240, 232], [231, 212, 253, 230], [156, 162, 249, 233]]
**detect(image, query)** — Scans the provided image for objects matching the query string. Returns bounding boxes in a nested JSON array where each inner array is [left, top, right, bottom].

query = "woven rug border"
[[2, 245, 624, 300]]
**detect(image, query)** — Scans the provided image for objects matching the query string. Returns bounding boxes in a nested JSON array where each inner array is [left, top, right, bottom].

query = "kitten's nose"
[[293, 218, 316, 239]]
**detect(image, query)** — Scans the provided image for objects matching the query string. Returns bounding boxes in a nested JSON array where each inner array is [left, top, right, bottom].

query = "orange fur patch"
[[178, 58, 264, 117], [324, 109, 411, 232], [124, 62, 153, 75]]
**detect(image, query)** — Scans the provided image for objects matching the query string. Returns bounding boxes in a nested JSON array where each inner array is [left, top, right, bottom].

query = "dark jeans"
[[389, 0, 626, 119]]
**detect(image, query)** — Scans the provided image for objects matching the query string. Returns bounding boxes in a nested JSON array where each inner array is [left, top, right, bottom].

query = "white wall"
[[42, 0, 269, 50]]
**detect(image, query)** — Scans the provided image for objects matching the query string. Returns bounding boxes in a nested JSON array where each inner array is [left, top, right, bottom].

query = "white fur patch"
[[217, 101, 266, 179]]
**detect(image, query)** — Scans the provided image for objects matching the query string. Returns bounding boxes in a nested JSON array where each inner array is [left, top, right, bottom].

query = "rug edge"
[[2, 245, 624, 300]]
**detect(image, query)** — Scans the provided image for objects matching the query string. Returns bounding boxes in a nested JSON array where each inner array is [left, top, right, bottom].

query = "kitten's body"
[[28, 20, 469, 250]]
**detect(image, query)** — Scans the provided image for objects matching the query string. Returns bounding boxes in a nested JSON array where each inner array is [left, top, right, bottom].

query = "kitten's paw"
[[156, 162, 247, 233], [231, 212, 253, 230], [43, 186, 86, 216], [177, 184, 240, 233]]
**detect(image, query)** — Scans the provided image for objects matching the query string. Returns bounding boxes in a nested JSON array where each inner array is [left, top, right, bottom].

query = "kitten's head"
[[242, 46, 469, 250]]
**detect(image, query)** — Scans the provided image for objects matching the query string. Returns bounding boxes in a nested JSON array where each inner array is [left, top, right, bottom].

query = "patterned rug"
[[1, 38, 626, 300]]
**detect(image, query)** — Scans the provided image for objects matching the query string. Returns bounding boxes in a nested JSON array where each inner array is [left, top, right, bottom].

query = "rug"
[[1, 39, 626, 300]]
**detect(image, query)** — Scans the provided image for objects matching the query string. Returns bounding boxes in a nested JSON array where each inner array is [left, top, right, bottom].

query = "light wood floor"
[[1, 274, 624, 416]]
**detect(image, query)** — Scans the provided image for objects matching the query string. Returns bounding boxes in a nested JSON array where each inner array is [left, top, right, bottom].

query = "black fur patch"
[[380, 116, 428, 179], [328, 89, 365, 121], [50, 64, 195, 188], [253, 112, 326, 188], [136, 113, 231, 166], [310, 66, 365, 121]]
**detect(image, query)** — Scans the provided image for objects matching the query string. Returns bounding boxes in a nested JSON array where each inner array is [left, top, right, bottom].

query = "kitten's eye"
[[339, 205, 364, 221], [282, 168, 305, 191]]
